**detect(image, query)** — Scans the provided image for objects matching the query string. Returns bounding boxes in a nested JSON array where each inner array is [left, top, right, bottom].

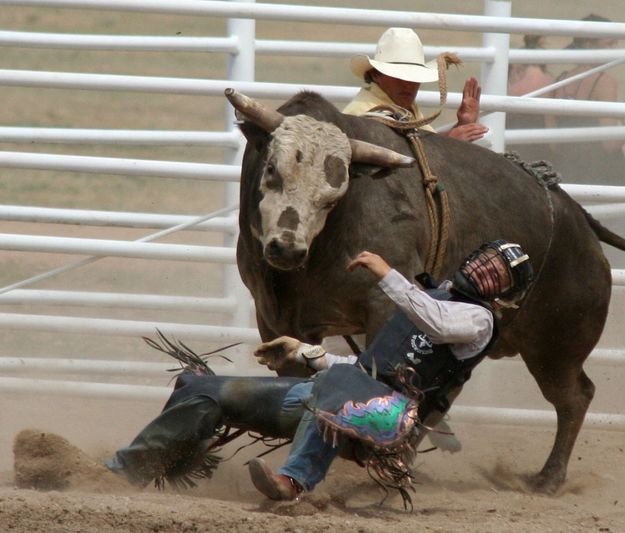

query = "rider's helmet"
[[452, 240, 534, 303]]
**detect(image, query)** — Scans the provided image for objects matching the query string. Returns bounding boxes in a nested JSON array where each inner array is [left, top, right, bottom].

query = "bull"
[[226, 88, 625, 494]]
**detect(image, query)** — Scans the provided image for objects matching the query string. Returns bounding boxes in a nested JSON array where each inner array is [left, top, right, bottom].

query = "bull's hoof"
[[13, 429, 132, 492], [526, 471, 565, 495]]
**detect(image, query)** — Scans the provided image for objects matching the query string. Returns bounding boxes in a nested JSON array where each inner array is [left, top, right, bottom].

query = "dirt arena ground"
[[1, 420, 625, 532], [1, 1, 625, 531]]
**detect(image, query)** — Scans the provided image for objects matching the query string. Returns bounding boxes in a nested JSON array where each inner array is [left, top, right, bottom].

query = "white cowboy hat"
[[350, 27, 439, 84]]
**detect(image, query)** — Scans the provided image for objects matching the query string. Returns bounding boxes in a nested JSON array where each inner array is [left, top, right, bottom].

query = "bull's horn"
[[224, 88, 284, 132], [349, 139, 415, 168]]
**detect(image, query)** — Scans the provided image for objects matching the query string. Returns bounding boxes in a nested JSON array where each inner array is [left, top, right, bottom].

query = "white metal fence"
[[0, 0, 624, 429]]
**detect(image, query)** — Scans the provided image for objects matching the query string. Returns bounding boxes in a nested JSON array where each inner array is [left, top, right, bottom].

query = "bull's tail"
[[582, 207, 625, 252]]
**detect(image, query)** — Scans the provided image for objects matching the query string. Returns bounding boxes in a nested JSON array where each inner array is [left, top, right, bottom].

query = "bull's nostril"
[[264, 238, 307, 268], [266, 239, 281, 256]]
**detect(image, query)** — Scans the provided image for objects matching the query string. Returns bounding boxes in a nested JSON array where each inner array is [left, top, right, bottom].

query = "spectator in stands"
[[506, 35, 555, 162], [545, 14, 625, 184]]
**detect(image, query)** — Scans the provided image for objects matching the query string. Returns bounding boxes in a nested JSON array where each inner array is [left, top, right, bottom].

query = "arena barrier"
[[0, 0, 624, 430]]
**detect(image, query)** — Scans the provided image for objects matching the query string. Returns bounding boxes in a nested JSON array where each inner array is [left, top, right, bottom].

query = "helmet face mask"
[[452, 240, 534, 303]]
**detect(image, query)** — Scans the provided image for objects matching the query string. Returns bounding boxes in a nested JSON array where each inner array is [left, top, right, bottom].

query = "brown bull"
[[226, 88, 625, 493]]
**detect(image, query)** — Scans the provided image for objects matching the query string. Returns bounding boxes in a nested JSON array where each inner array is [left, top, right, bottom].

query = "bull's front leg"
[[256, 309, 281, 342]]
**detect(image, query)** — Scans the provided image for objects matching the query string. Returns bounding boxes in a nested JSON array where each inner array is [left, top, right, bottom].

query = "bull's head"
[[225, 88, 414, 271]]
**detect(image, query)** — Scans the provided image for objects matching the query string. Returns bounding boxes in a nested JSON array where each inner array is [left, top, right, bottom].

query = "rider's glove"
[[253, 336, 326, 372]]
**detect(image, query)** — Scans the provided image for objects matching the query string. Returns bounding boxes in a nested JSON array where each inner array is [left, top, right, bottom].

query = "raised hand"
[[347, 251, 392, 280], [447, 122, 489, 142], [456, 77, 482, 125]]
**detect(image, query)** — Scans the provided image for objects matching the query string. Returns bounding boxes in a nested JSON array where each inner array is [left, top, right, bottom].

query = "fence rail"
[[0, 289, 238, 312], [2, 0, 625, 38], [0, 150, 241, 180], [0, 127, 240, 146], [2, 29, 624, 64], [0, 312, 261, 343], [1, 69, 625, 119], [0, 205, 237, 232], [0, 233, 236, 262]]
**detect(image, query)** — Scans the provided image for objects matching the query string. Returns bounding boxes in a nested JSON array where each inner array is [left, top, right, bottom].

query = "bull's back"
[[430, 136, 611, 355], [393, 134, 612, 356]]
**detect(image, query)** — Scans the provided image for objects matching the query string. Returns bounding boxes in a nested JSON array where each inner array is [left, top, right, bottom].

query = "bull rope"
[[407, 132, 451, 278], [364, 52, 460, 278]]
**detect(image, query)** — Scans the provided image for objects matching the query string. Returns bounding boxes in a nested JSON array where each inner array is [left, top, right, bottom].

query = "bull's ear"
[[238, 121, 271, 152]]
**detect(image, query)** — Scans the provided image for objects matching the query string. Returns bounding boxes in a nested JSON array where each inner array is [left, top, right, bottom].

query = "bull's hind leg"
[[521, 348, 595, 493], [515, 233, 609, 493]]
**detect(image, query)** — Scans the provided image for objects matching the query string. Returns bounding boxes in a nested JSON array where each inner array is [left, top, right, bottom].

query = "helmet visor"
[[459, 247, 512, 301], [454, 241, 533, 302]]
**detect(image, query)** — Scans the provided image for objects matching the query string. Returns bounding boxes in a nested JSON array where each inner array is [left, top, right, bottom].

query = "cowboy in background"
[[506, 35, 555, 163], [545, 14, 625, 185], [343, 27, 488, 143]]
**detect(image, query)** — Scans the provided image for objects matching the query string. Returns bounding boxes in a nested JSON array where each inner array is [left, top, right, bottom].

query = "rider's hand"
[[442, 77, 488, 142], [456, 77, 481, 125], [254, 336, 326, 371], [254, 336, 301, 371], [447, 122, 489, 142], [347, 251, 392, 280]]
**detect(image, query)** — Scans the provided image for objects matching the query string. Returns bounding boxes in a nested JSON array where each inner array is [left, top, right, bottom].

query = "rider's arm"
[[378, 269, 493, 359], [253, 336, 357, 373], [314, 352, 357, 369], [295, 347, 357, 372]]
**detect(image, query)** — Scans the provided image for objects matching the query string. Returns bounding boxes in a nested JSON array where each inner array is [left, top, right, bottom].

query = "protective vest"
[[357, 289, 497, 418]]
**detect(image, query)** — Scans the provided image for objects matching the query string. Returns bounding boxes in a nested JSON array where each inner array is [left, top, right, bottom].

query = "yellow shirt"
[[342, 83, 436, 133]]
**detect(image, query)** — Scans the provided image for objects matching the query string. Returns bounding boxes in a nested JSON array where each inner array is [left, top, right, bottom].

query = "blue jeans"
[[277, 380, 341, 491]]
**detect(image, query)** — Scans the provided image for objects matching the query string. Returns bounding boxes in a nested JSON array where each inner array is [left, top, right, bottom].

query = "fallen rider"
[[104, 241, 533, 503], [247, 241, 534, 501]]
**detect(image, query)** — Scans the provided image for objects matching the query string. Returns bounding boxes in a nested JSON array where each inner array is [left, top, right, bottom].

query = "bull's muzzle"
[[264, 238, 308, 270]]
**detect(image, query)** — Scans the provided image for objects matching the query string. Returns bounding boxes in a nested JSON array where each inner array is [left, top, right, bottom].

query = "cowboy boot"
[[248, 458, 302, 501]]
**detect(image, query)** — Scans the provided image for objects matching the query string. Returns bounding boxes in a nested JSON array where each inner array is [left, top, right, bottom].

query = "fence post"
[[474, 0, 512, 405], [480, 0, 511, 153], [224, 0, 256, 371]]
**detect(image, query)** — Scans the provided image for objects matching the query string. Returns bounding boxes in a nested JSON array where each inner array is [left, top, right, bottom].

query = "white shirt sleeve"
[[323, 353, 359, 367], [378, 269, 494, 360]]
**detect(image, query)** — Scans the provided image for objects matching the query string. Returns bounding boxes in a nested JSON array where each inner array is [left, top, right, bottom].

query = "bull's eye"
[[264, 162, 283, 191], [323, 200, 337, 210]]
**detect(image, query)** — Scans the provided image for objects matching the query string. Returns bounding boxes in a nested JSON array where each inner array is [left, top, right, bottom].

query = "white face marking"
[[256, 115, 351, 269]]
